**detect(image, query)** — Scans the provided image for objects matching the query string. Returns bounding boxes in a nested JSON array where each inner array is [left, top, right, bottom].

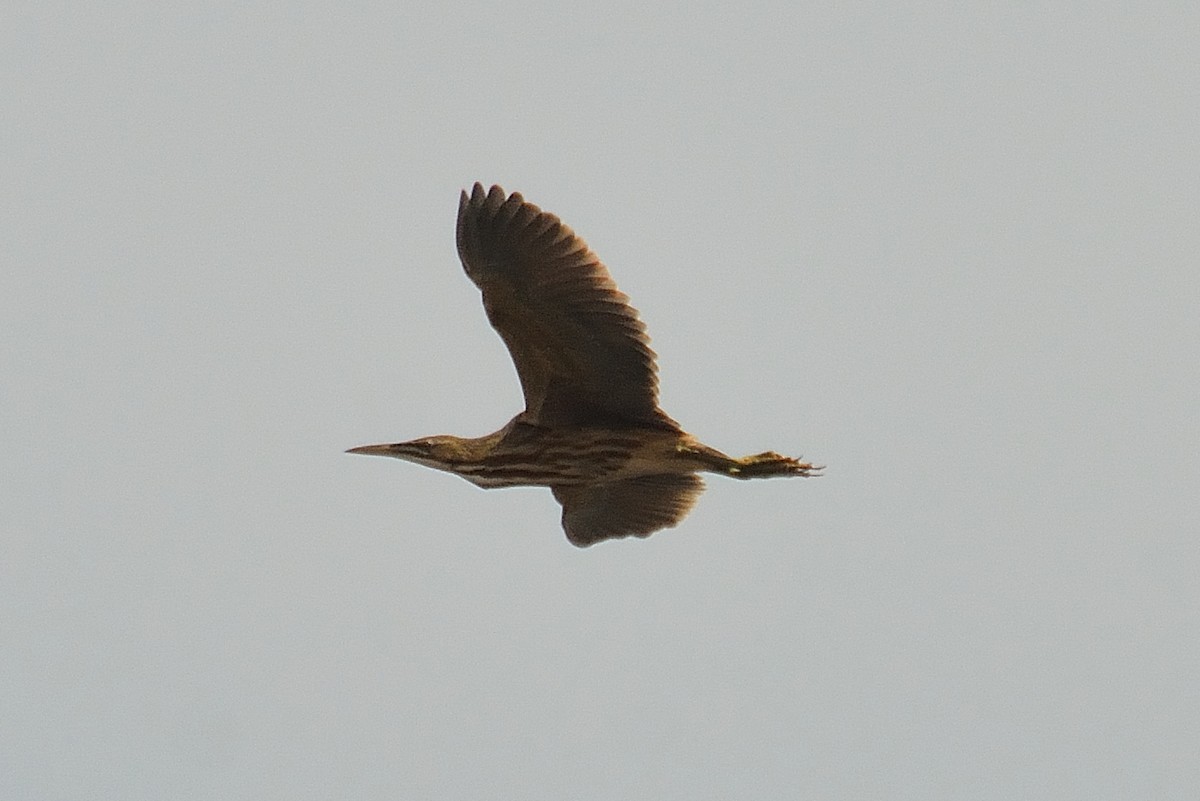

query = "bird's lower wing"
[[552, 474, 705, 547]]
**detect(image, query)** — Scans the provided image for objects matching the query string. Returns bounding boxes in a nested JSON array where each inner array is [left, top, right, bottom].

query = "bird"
[[348, 183, 821, 547]]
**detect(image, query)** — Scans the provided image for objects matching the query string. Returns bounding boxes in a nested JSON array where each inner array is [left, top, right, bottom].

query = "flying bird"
[[348, 183, 821, 546]]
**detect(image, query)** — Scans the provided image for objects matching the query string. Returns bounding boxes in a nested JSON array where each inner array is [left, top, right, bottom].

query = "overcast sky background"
[[4, 3, 1198, 799]]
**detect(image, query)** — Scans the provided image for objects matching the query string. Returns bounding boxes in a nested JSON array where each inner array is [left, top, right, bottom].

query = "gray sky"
[[4, 2, 1198, 799]]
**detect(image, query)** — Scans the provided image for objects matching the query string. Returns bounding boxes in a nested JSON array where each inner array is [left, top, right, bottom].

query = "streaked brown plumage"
[[348, 183, 821, 546]]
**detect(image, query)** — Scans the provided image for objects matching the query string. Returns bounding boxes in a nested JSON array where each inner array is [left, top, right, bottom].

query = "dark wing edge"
[[552, 474, 705, 547], [456, 183, 676, 430]]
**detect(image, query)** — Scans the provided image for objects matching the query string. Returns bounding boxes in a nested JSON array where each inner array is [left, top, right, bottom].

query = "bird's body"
[[349, 183, 820, 546]]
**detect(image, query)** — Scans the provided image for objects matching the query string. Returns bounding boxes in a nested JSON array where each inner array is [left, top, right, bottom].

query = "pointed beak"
[[345, 443, 398, 457], [346, 440, 439, 469]]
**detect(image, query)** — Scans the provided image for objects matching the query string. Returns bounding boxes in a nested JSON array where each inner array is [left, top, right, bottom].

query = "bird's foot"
[[730, 451, 823, 478]]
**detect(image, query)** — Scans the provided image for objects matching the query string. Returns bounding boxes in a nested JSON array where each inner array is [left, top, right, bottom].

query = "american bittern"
[[349, 183, 821, 546]]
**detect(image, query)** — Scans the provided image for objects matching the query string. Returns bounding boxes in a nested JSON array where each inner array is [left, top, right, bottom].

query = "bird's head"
[[345, 435, 473, 472]]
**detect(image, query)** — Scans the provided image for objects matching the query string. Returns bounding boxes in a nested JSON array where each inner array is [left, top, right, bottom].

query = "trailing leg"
[[676, 442, 822, 479], [729, 451, 822, 478]]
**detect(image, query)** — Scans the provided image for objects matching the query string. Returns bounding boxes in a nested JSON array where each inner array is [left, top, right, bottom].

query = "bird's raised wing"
[[456, 183, 677, 430]]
